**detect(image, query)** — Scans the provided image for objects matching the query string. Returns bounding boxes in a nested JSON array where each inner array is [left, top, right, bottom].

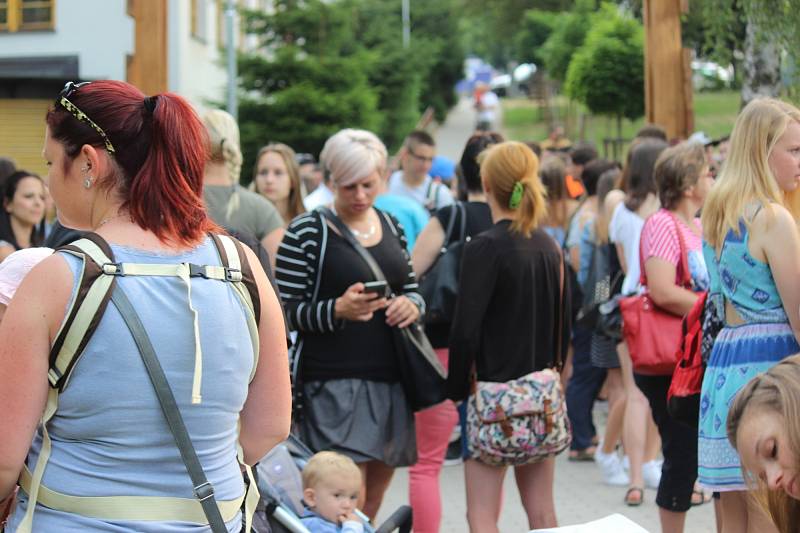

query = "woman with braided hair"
[[201, 110, 284, 262], [447, 141, 572, 532]]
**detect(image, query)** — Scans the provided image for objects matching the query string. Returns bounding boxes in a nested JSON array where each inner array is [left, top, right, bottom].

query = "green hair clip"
[[509, 181, 524, 209]]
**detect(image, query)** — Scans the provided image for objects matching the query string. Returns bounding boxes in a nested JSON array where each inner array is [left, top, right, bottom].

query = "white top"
[[609, 201, 646, 295], [387, 171, 454, 211], [302, 183, 333, 211], [478, 91, 499, 123]]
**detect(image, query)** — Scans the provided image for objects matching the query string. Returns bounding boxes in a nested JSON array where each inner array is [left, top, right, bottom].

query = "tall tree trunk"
[[741, 16, 781, 107]]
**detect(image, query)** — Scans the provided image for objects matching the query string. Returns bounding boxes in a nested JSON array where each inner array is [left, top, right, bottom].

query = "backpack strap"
[[210, 234, 261, 382], [19, 233, 262, 532], [49, 233, 260, 393], [49, 233, 118, 391], [425, 180, 440, 212]]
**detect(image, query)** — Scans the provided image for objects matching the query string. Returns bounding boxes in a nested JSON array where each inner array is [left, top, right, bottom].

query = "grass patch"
[[501, 90, 740, 158]]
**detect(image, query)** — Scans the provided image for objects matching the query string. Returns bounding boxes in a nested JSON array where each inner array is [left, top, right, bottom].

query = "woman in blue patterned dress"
[[700, 97, 800, 533]]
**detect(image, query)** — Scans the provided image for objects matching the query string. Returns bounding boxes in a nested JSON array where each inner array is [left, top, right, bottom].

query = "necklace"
[[331, 206, 377, 240], [349, 224, 376, 240]]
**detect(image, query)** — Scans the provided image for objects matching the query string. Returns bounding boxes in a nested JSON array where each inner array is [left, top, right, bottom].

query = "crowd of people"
[[1, 77, 800, 533]]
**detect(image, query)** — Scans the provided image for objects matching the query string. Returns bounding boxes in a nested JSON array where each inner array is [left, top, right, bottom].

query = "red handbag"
[[620, 213, 692, 376], [667, 290, 707, 428]]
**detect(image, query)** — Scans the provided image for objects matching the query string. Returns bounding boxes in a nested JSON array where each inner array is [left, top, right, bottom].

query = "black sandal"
[[625, 487, 644, 507]]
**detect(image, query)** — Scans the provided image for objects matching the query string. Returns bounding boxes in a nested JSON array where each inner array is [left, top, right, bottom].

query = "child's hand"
[[339, 511, 361, 524]]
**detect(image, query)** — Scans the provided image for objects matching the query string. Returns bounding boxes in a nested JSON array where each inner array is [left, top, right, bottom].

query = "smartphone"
[[363, 280, 388, 297]]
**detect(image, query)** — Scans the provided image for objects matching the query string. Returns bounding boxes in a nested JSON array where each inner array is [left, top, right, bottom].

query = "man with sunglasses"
[[388, 130, 454, 214]]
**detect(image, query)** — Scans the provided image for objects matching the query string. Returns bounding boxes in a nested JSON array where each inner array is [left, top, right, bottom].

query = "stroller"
[[252, 435, 412, 533]]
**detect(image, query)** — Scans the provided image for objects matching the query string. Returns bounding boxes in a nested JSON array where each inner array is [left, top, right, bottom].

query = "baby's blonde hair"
[[302, 451, 361, 489]]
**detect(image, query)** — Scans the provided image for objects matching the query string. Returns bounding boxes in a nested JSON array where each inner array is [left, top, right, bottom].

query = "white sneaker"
[[643, 460, 663, 489], [595, 450, 630, 486], [622, 455, 630, 472]]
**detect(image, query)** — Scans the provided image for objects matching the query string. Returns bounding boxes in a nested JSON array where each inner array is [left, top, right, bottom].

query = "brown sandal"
[[568, 447, 596, 461], [625, 487, 644, 506]]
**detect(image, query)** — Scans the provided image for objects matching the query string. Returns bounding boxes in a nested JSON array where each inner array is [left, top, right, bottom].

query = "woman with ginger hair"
[[0, 80, 291, 532], [447, 141, 571, 532]]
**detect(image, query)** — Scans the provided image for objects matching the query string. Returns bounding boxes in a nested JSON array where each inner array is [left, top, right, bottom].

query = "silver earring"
[[84, 177, 92, 189]]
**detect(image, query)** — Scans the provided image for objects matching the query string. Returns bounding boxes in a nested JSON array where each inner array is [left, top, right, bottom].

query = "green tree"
[[514, 10, 558, 65], [238, 1, 381, 179], [538, 0, 595, 82], [237, 0, 465, 177], [565, 6, 644, 127]]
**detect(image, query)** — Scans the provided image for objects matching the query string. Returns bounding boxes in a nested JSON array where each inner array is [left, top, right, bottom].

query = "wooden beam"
[[126, 0, 168, 95], [643, 0, 693, 140]]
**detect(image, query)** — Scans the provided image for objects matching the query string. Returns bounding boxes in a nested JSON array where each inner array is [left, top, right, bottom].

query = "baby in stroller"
[[301, 452, 364, 532], [255, 435, 411, 533]]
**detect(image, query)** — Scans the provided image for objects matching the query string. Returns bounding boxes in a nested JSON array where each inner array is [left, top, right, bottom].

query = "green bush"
[[565, 6, 644, 121]]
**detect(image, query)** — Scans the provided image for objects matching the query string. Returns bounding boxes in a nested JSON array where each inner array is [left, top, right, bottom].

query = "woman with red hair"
[[0, 80, 291, 532]]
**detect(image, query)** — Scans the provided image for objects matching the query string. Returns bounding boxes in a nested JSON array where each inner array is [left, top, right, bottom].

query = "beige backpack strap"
[[49, 233, 118, 390], [210, 233, 260, 381]]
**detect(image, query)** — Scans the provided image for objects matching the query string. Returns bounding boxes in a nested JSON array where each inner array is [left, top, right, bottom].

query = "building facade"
[[0, 0, 264, 176]]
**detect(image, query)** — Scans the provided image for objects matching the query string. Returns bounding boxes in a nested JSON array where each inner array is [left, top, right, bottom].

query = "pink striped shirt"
[[640, 209, 702, 284]]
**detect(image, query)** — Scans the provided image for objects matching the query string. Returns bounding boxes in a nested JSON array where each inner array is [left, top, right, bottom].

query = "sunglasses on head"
[[56, 81, 116, 155]]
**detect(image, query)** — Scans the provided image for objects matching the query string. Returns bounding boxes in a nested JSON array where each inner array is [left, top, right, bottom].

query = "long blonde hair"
[[480, 141, 547, 237], [728, 354, 800, 533], [702, 98, 800, 247]]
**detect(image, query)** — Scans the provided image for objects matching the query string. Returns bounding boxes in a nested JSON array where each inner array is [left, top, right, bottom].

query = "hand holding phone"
[[335, 282, 389, 322]]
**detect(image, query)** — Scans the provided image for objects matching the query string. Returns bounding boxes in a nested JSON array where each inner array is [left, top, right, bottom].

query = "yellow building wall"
[[0, 98, 50, 178]]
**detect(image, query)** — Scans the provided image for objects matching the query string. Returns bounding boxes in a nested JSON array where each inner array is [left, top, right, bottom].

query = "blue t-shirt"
[[374, 194, 430, 251]]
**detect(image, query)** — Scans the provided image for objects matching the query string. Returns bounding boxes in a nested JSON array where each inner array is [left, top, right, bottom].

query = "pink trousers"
[[408, 348, 459, 533]]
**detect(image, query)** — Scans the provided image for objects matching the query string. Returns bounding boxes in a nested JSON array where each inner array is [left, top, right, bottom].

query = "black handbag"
[[419, 202, 466, 325], [319, 208, 447, 412]]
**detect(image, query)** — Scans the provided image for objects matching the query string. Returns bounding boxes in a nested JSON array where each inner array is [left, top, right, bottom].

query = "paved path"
[[430, 97, 480, 161], [376, 100, 718, 532], [378, 403, 716, 532]]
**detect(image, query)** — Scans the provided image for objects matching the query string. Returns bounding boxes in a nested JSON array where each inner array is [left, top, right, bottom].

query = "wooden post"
[[643, 0, 693, 140], [126, 0, 168, 95]]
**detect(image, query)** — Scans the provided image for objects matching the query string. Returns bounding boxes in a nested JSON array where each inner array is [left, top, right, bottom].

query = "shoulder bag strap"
[[442, 204, 459, 249], [672, 214, 692, 288], [638, 212, 692, 289], [110, 286, 228, 533], [458, 201, 468, 242], [555, 248, 565, 370], [319, 207, 388, 282]]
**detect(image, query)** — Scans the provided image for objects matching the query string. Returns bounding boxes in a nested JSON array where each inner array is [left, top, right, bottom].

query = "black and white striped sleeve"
[[275, 213, 343, 333], [380, 211, 426, 316]]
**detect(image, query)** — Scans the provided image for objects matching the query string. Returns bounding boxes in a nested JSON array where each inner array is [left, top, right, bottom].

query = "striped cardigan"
[[275, 208, 425, 378]]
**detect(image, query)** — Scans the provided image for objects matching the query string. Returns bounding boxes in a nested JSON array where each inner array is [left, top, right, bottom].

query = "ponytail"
[[510, 177, 547, 237], [128, 93, 215, 245], [480, 141, 547, 237]]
